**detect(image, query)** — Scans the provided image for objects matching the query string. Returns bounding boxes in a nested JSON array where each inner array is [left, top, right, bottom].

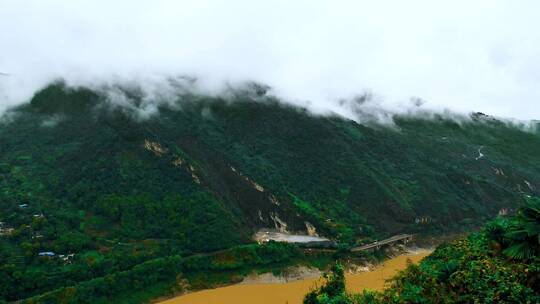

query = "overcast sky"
[[1, 1, 539, 120]]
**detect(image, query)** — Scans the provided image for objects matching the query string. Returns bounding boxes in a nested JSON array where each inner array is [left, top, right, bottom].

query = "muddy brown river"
[[158, 251, 430, 304]]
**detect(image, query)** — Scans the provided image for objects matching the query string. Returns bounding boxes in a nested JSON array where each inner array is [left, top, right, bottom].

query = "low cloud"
[[1, 1, 539, 121]]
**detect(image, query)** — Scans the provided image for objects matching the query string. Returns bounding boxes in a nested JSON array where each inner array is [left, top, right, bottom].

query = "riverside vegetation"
[[0, 82, 539, 303], [304, 197, 540, 304]]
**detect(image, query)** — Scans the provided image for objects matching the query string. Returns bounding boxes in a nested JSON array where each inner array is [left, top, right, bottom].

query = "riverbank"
[[157, 249, 432, 304]]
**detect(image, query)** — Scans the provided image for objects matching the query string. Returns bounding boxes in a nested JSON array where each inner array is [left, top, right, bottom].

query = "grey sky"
[[1, 1, 539, 119]]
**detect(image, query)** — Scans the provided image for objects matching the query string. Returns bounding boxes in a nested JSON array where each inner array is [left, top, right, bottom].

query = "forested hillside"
[[1, 82, 539, 302]]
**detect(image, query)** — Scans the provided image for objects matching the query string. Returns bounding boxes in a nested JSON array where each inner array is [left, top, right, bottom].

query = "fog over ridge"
[[1, 1, 540, 121]]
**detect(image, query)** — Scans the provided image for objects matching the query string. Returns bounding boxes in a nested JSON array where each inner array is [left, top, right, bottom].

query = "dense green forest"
[[304, 197, 540, 303], [1, 82, 539, 302], [19, 242, 321, 304]]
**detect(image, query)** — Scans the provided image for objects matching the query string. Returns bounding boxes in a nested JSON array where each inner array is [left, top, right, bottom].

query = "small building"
[[38, 251, 55, 257], [32, 233, 43, 239], [19, 204, 28, 208], [0, 227, 15, 236]]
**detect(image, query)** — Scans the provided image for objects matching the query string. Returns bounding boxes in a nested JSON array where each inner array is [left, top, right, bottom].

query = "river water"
[[158, 251, 430, 304]]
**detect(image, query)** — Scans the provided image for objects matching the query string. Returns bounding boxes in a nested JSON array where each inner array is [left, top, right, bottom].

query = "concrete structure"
[[254, 229, 335, 248], [351, 234, 415, 252]]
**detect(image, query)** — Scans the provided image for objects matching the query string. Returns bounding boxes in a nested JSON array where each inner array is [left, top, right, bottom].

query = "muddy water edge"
[[157, 250, 432, 304]]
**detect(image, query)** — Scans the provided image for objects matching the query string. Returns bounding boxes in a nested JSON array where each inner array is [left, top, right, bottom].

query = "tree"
[[54, 231, 92, 252], [304, 263, 356, 304], [504, 197, 540, 259]]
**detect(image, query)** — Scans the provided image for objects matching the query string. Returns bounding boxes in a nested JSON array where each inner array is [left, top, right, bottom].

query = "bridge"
[[351, 234, 414, 252]]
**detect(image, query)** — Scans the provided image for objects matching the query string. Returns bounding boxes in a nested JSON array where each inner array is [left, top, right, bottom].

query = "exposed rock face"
[[143, 139, 168, 156], [305, 221, 318, 236]]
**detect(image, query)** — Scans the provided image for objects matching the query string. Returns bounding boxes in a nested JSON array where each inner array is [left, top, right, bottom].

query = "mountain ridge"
[[1, 82, 539, 301]]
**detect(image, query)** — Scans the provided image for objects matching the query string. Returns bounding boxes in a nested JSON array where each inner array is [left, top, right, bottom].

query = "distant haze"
[[1, 1, 539, 120]]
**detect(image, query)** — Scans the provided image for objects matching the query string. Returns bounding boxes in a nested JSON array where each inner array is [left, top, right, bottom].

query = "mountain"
[[1, 82, 539, 301]]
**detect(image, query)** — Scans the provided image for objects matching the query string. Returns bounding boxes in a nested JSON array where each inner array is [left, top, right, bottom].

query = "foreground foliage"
[[305, 197, 540, 304]]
